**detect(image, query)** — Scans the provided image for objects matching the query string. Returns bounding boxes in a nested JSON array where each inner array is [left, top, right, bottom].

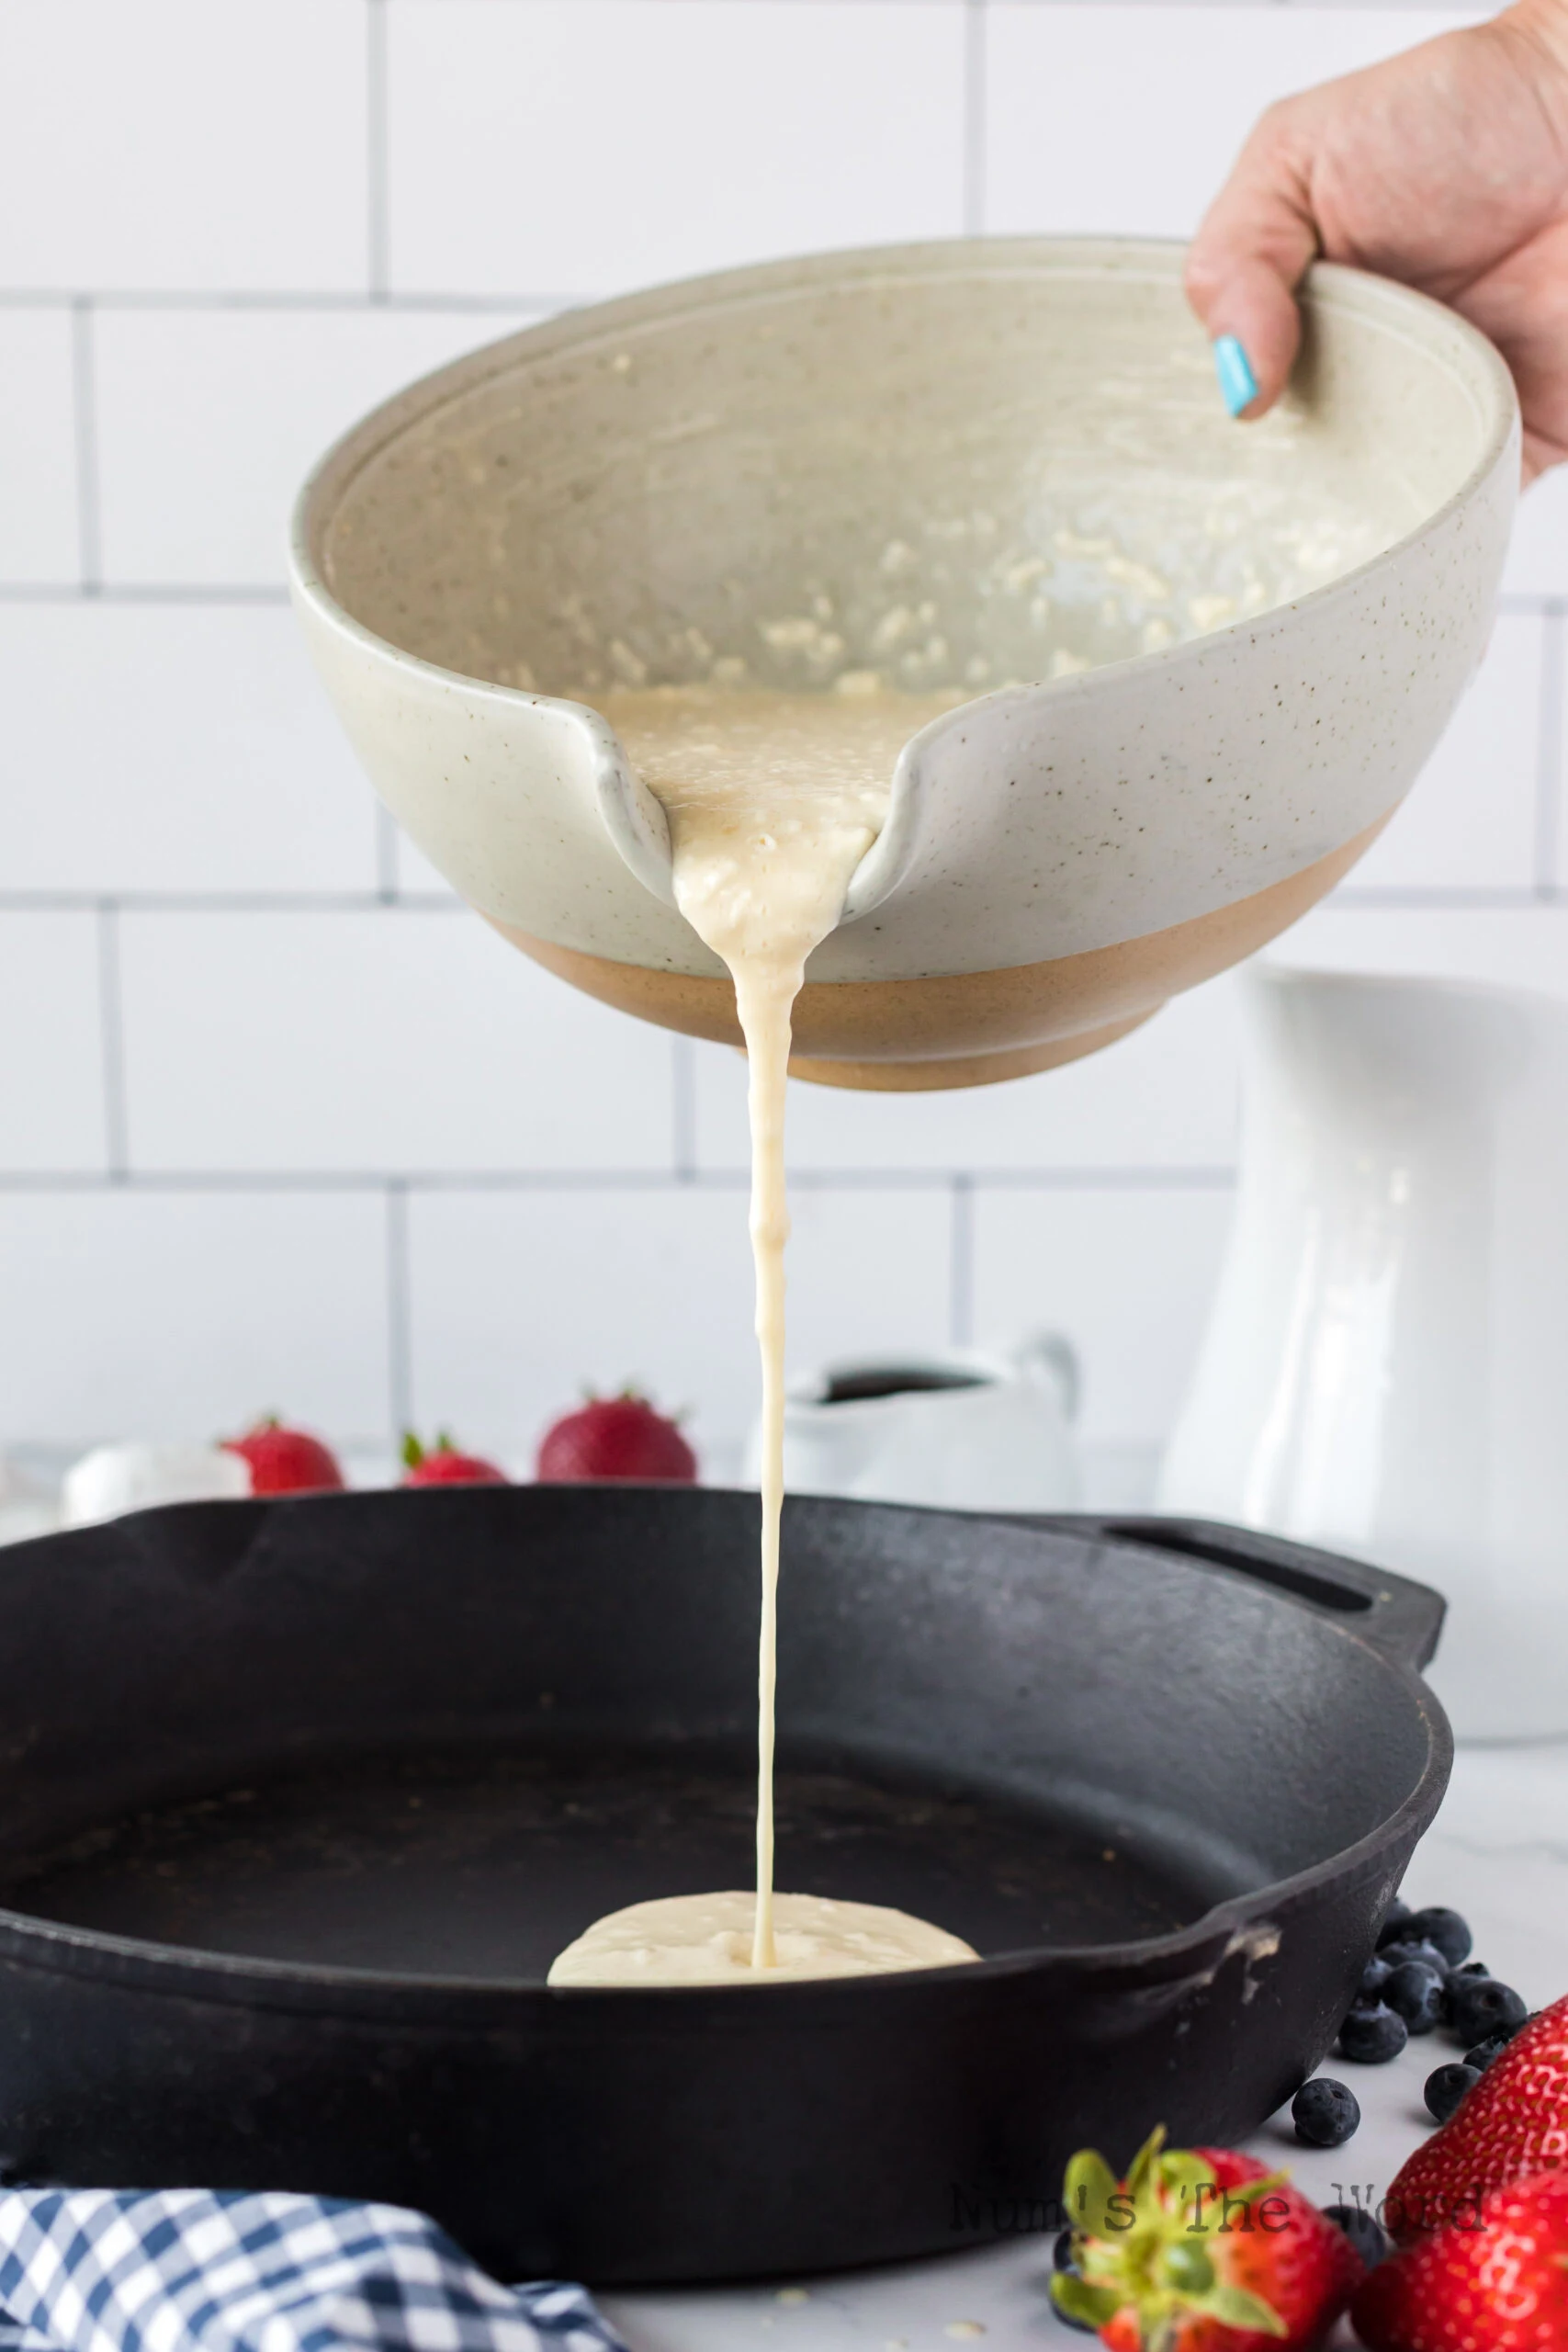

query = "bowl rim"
[[288, 232, 1520, 744]]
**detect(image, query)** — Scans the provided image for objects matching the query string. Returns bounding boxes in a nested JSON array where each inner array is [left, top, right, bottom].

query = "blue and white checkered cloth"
[[0, 2191, 626, 2352]]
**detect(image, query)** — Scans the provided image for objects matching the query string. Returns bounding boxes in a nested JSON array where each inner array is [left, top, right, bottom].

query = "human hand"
[[1185, 0, 1568, 478]]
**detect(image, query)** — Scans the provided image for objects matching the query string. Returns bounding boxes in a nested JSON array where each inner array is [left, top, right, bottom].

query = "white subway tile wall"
[[0, 2, 371, 293], [1, 604, 382, 893], [387, 2, 971, 295], [118, 910, 682, 1174], [1, 0, 1558, 1486], [969, 1186, 1236, 1448], [0, 1190, 393, 1446], [92, 305, 547, 587], [984, 8, 1473, 240], [406, 1184, 954, 1474], [0, 310, 80, 584], [1344, 611, 1547, 895], [0, 913, 107, 1171]]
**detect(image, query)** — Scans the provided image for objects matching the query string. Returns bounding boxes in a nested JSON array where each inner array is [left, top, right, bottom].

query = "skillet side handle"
[[1028, 1514, 1448, 1672]]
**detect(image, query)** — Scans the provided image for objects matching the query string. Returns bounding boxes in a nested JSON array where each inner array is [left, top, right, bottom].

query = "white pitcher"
[[749, 1335, 1080, 1514], [1158, 966, 1568, 1740]]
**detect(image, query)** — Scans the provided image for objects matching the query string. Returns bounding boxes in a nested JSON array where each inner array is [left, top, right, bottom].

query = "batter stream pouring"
[[547, 685, 979, 1986]]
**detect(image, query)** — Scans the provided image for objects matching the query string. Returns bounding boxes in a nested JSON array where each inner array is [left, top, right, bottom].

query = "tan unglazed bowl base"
[[784, 1014, 1156, 1091], [494, 813, 1389, 1093]]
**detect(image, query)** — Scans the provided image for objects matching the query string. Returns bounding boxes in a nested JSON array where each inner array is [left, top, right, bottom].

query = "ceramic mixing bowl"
[[290, 238, 1517, 1090]]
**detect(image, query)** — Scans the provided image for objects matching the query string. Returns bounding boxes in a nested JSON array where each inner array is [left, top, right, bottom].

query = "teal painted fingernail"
[[1213, 334, 1258, 416]]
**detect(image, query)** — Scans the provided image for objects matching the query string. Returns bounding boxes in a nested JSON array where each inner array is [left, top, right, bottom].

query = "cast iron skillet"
[[0, 1486, 1448, 2283]]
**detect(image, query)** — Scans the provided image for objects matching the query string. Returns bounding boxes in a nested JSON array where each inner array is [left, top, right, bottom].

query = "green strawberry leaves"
[[1048, 2275, 1122, 2329], [1205, 2282, 1289, 2336], [1057, 2129, 1288, 2346], [1064, 2147, 1123, 2239]]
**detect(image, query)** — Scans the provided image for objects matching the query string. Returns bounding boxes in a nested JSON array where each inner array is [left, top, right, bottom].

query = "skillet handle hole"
[[1099, 1521, 1374, 1616]]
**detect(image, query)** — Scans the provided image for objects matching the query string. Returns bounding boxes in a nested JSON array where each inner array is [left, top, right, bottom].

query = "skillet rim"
[[0, 1493, 1452, 2018]]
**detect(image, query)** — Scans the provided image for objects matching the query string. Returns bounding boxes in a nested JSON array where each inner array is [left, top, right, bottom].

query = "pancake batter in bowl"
[[547, 684, 980, 1988]]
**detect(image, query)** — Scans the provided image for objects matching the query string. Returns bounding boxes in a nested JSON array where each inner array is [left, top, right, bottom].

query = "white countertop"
[[604, 1741, 1568, 2352]]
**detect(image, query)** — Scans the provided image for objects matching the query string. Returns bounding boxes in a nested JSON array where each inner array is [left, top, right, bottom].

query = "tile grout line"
[[69, 297, 102, 595], [385, 1179, 413, 1443], [0, 584, 291, 607], [1499, 591, 1565, 617], [0, 1167, 1240, 1197], [948, 1172, 976, 1346], [0, 891, 464, 913], [0, 288, 581, 313], [4, 884, 1562, 915], [95, 902, 130, 1180], [1534, 605, 1566, 899], [1330, 885, 1567, 910], [367, 0, 390, 301], [3, 581, 1562, 619], [962, 0, 987, 237]]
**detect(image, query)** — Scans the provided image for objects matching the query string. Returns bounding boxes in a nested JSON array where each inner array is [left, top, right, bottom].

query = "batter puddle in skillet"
[[2, 1744, 1233, 1982]]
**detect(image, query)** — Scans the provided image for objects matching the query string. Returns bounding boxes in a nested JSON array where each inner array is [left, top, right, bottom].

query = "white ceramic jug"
[[749, 1335, 1080, 1513], [1158, 967, 1568, 1740]]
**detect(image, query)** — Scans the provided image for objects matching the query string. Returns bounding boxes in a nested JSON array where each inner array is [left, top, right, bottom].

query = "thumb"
[[1185, 107, 1319, 418]]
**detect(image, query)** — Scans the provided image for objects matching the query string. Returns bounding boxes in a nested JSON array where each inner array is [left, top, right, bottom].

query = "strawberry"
[[1385, 1996, 1568, 2246], [400, 1431, 507, 1487], [221, 1416, 344, 1496], [1052, 2130, 1364, 2349], [536, 1390, 697, 1484], [1352, 2168, 1568, 2349]]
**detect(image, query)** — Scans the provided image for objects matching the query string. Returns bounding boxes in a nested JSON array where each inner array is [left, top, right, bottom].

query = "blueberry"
[[1375, 1900, 1416, 1951], [1425, 2062, 1481, 2123], [1379, 1939, 1452, 1979], [1464, 2030, 1516, 2072], [1359, 1955, 1393, 2001], [1385, 1961, 1447, 2036], [1407, 1906, 1472, 1970], [1448, 1977, 1529, 2049], [1323, 2204, 1391, 2270], [1339, 2001, 1409, 2064], [1292, 2076, 1361, 2148], [1438, 1964, 1490, 2025]]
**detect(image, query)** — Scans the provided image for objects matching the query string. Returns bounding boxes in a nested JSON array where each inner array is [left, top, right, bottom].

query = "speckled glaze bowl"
[[290, 238, 1517, 1090]]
